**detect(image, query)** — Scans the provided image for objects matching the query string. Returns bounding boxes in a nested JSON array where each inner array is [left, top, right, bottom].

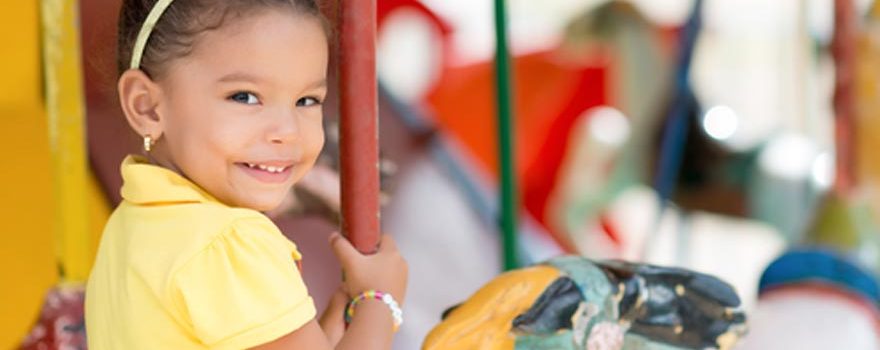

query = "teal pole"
[[493, 0, 519, 270]]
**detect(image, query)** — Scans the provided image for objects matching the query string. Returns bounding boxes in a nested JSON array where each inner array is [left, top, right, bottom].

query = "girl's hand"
[[329, 233, 408, 304]]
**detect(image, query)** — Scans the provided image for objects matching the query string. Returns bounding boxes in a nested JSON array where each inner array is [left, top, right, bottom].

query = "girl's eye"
[[296, 96, 322, 107], [229, 92, 260, 105]]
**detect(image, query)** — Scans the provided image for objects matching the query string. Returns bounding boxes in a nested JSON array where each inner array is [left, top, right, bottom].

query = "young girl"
[[85, 0, 408, 349]]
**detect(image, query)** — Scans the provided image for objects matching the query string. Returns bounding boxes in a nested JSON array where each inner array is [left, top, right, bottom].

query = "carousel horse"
[[424, 256, 747, 350]]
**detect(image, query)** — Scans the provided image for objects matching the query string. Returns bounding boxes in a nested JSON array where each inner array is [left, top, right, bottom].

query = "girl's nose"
[[267, 108, 299, 144]]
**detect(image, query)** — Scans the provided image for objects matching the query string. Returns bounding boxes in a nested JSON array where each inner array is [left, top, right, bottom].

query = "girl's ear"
[[118, 69, 165, 141]]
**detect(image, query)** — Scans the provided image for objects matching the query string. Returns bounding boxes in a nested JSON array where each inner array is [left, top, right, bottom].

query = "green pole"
[[494, 0, 519, 270]]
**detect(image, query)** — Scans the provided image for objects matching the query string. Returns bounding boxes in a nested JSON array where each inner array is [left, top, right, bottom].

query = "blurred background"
[[5, 0, 880, 348]]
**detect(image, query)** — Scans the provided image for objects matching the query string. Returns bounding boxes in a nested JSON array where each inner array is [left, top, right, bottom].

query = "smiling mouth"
[[241, 162, 290, 174], [236, 161, 296, 184]]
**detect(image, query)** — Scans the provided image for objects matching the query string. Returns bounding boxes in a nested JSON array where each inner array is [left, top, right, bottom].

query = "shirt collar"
[[120, 155, 220, 205]]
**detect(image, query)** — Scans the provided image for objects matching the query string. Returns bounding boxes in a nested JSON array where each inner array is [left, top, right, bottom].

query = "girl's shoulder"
[[170, 206, 298, 268], [175, 210, 300, 274], [114, 202, 283, 253], [109, 203, 300, 291]]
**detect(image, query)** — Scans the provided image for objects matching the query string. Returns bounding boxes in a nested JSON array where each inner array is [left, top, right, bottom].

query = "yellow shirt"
[[86, 156, 316, 350]]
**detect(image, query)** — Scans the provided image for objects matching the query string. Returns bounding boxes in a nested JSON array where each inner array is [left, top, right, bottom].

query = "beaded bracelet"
[[344, 290, 403, 332]]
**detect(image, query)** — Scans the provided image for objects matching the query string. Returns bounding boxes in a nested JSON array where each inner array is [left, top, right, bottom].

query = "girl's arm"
[[250, 320, 333, 350], [333, 299, 395, 349], [250, 306, 395, 350], [319, 288, 348, 346], [252, 233, 407, 350]]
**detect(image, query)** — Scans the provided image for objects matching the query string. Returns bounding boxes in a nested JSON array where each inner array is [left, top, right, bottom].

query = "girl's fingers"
[[329, 233, 360, 264], [379, 234, 398, 252]]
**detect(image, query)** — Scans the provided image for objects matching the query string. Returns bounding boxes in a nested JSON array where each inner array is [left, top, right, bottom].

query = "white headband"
[[130, 0, 175, 69]]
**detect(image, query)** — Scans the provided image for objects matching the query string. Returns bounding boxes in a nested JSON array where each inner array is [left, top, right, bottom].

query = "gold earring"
[[143, 135, 153, 152]]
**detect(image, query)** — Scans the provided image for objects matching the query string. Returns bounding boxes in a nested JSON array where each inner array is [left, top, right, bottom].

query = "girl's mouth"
[[237, 162, 294, 183]]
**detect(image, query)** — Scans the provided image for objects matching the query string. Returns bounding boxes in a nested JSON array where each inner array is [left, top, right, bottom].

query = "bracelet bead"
[[344, 290, 403, 332]]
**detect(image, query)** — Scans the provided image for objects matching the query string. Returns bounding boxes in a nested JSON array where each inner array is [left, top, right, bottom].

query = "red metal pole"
[[338, 0, 381, 253]]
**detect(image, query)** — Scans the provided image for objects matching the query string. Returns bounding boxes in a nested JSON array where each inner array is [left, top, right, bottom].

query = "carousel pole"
[[40, 0, 91, 282], [337, 0, 381, 253], [494, 0, 519, 270], [653, 0, 703, 205], [644, 0, 703, 259]]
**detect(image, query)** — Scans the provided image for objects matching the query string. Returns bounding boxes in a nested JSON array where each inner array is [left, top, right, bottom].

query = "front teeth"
[[245, 163, 286, 173]]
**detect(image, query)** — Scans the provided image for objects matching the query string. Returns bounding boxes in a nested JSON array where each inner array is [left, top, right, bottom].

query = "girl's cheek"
[[307, 123, 325, 146]]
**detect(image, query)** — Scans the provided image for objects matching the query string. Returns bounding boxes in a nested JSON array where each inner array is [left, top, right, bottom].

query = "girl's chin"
[[232, 193, 289, 212]]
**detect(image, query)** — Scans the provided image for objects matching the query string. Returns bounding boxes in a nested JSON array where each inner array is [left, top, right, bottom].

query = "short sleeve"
[[172, 218, 316, 350]]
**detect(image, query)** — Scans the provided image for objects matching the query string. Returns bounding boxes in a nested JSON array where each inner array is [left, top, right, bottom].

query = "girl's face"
[[152, 10, 328, 211]]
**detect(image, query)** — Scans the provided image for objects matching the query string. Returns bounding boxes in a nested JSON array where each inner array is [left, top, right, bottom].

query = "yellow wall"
[[0, 0, 60, 347], [0, 0, 110, 347]]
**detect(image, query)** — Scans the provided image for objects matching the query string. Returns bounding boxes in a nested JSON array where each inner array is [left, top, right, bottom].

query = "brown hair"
[[117, 0, 326, 78]]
